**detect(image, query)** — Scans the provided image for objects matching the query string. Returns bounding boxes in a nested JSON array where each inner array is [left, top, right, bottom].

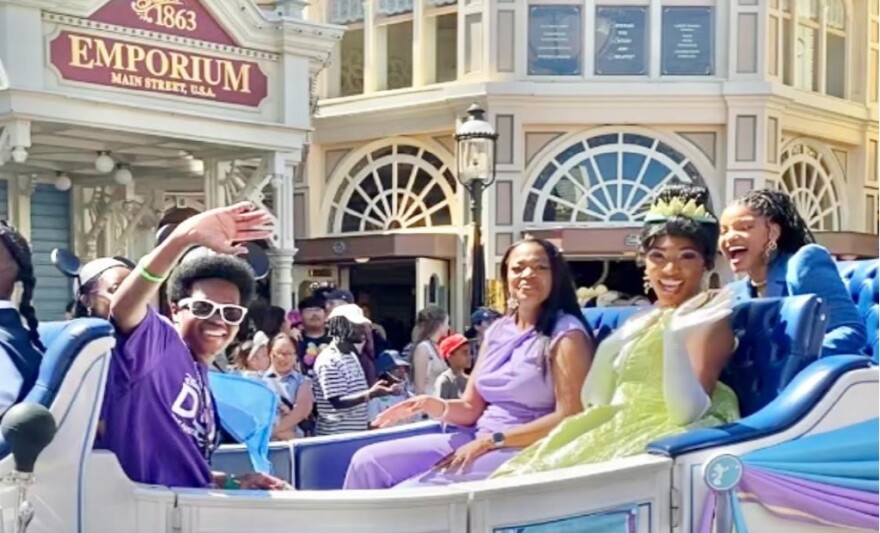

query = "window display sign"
[[595, 6, 648, 75], [661, 7, 714, 75], [528, 5, 583, 76]]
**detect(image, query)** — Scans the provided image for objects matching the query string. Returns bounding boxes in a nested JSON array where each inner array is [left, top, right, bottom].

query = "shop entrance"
[[568, 259, 649, 306], [349, 260, 417, 351]]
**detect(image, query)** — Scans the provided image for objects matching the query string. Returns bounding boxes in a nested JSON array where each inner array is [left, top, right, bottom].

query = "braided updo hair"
[[730, 189, 815, 254], [639, 184, 720, 270], [0, 221, 45, 351]]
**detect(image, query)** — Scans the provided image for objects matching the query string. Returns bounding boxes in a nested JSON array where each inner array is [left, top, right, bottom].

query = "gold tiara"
[[645, 197, 716, 223]]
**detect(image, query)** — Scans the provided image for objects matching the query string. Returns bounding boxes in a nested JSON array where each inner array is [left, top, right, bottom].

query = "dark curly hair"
[[0, 221, 44, 351], [167, 254, 256, 306], [639, 184, 720, 270], [730, 188, 815, 254]]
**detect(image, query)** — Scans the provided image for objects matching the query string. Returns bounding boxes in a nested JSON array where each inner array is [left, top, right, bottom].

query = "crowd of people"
[[0, 185, 867, 492]]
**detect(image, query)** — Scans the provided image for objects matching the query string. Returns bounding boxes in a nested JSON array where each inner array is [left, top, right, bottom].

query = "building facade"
[[0, 0, 340, 319], [296, 0, 879, 336]]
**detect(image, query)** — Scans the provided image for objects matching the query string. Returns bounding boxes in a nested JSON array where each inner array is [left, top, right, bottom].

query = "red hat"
[[438, 334, 469, 360]]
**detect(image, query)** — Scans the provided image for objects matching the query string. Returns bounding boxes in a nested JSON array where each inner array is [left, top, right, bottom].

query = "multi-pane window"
[[328, 0, 457, 96], [771, 0, 849, 98], [795, 0, 820, 91]]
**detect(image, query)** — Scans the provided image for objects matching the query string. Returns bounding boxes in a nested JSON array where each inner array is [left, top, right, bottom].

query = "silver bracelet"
[[432, 399, 449, 420]]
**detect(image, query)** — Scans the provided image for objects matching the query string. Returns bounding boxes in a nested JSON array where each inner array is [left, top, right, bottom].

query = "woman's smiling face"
[[644, 235, 707, 308], [719, 203, 780, 276]]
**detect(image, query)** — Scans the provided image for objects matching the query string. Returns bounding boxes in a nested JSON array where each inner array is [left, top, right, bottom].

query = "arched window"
[[326, 141, 458, 234], [524, 132, 710, 225], [774, 140, 843, 231]]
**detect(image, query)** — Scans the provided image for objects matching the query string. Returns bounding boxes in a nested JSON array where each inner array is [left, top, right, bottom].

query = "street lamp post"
[[455, 104, 499, 313]]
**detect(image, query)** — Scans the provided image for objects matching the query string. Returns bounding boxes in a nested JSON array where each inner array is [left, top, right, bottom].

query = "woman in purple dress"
[[343, 237, 596, 489]]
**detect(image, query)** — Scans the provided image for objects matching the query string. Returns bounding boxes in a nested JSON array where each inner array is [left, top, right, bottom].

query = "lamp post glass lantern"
[[455, 104, 498, 312]]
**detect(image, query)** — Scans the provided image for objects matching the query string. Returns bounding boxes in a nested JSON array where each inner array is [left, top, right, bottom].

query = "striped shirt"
[[312, 342, 369, 436]]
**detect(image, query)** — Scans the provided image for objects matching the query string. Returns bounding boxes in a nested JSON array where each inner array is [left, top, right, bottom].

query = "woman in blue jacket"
[[719, 189, 865, 356]]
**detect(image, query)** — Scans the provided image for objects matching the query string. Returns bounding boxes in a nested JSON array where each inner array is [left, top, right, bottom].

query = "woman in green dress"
[[492, 185, 741, 477]]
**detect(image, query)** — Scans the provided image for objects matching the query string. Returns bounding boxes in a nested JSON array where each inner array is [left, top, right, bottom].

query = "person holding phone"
[[312, 304, 398, 436]]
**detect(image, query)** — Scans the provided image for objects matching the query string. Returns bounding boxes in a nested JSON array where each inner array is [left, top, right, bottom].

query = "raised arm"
[[663, 289, 736, 426], [110, 203, 273, 334]]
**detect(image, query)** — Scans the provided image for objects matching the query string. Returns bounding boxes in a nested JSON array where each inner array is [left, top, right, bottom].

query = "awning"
[[295, 233, 460, 264]]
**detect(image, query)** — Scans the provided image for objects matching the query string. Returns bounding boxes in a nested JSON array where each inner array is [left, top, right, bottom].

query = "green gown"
[[491, 310, 740, 478]]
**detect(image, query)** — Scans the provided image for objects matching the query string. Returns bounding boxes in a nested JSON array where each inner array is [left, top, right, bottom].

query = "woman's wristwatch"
[[490, 432, 506, 449]]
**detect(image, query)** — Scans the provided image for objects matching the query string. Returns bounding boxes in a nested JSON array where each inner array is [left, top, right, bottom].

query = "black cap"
[[326, 289, 354, 304]]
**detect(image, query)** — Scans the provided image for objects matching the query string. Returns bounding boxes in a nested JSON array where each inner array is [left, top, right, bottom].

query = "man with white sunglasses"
[[105, 202, 288, 490]]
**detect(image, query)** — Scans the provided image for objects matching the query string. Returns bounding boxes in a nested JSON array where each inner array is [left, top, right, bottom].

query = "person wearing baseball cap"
[[72, 256, 136, 319], [435, 334, 470, 400], [466, 307, 501, 367], [367, 350, 414, 426], [312, 304, 397, 435]]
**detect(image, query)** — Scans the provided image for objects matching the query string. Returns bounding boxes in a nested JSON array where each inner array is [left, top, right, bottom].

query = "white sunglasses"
[[178, 298, 248, 325]]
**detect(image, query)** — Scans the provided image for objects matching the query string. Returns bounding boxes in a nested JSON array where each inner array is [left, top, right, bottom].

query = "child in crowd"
[[262, 333, 314, 440], [367, 350, 414, 426], [434, 334, 470, 400], [230, 330, 270, 377]]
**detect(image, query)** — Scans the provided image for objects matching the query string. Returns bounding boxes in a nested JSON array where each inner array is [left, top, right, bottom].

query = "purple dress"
[[343, 313, 588, 489]]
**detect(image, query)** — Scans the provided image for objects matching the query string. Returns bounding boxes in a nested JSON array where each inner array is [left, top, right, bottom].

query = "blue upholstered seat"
[[721, 295, 826, 416], [211, 443, 293, 483], [837, 259, 879, 360], [582, 307, 639, 345], [0, 318, 113, 459], [22, 319, 113, 407], [292, 422, 446, 490]]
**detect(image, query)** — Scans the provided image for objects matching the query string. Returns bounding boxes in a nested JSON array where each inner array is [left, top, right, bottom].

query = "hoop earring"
[[643, 277, 653, 295], [764, 239, 778, 262]]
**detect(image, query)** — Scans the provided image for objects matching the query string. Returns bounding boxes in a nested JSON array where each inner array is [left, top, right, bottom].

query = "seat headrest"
[[723, 295, 826, 416]]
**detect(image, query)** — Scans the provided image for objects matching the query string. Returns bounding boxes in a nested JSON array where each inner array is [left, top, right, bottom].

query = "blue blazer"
[[728, 244, 866, 356]]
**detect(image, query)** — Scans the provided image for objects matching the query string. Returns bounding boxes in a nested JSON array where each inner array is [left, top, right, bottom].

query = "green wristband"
[[222, 475, 241, 490], [137, 263, 166, 284]]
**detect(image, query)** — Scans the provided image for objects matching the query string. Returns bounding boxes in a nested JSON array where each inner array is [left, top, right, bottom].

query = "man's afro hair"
[[167, 253, 256, 306]]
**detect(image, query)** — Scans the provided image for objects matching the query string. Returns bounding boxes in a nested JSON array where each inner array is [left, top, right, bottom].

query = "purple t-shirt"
[[101, 307, 215, 488]]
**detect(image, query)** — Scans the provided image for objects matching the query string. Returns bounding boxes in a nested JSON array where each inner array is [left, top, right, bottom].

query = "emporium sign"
[[47, 0, 268, 107]]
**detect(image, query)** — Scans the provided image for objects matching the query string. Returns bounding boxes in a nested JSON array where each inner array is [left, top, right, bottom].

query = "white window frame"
[[774, 0, 850, 99]]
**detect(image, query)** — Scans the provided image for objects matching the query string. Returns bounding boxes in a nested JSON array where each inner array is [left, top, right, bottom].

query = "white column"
[[412, 0, 436, 87], [10, 173, 34, 240], [363, 0, 388, 93], [203, 159, 225, 209], [267, 152, 299, 310]]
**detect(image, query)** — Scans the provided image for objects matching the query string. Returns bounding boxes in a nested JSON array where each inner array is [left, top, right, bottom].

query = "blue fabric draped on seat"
[[208, 371, 278, 474]]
